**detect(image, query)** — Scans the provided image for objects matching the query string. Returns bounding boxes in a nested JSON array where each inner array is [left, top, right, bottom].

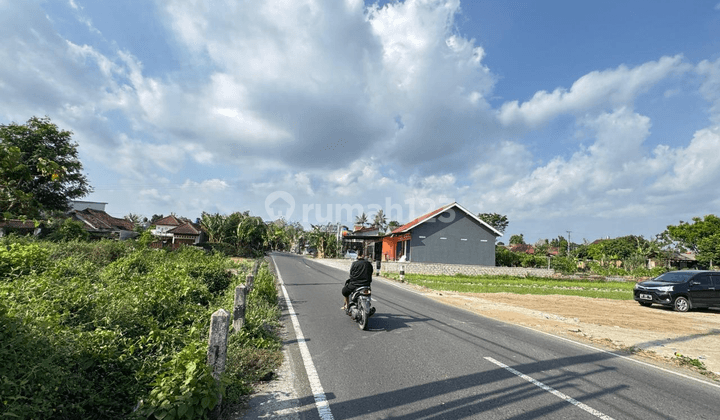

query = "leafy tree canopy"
[[477, 213, 508, 234], [666, 215, 720, 266], [0, 116, 91, 219], [509, 234, 525, 245], [585, 235, 651, 261]]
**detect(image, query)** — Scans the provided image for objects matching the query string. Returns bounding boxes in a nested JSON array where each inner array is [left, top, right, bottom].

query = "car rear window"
[[655, 272, 697, 283]]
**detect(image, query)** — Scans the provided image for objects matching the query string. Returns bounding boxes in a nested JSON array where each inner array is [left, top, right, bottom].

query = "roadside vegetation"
[[386, 273, 636, 300], [0, 237, 281, 419]]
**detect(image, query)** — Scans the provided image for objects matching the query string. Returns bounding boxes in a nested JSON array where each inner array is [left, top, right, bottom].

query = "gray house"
[[383, 202, 502, 266]]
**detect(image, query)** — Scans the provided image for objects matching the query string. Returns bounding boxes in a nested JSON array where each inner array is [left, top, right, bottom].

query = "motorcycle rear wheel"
[[358, 306, 368, 330]]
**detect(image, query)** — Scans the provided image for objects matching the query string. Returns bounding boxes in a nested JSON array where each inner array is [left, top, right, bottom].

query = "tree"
[[0, 144, 33, 218], [308, 223, 339, 258], [387, 220, 401, 232], [0, 117, 91, 218], [236, 214, 267, 256], [372, 209, 387, 232], [509, 234, 525, 245], [355, 212, 368, 227], [477, 213, 508, 234], [666, 215, 720, 267]]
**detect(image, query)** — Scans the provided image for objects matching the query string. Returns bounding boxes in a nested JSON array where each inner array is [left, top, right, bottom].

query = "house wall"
[[313, 258, 555, 278], [409, 210, 496, 266]]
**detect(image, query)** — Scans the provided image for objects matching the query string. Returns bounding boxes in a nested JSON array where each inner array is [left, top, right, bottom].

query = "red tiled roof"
[[72, 209, 134, 231], [510, 244, 535, 254], [154, 215, 182, 226], [390, 202, 455, 235], [167, 222, 200, 235], [389, 202, 503, 237]]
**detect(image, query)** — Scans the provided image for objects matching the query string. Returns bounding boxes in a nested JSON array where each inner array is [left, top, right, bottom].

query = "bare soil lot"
[[421, 288, 720, 380]]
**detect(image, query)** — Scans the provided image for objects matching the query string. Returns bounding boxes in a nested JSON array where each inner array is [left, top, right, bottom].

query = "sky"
[[1, 0, 720, 244]]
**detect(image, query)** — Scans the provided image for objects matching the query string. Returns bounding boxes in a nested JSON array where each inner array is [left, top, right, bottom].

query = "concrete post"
[[252, 260, 260, 277], [207, 308, 229, 419], [233, 285, 247, 331], [207, 309, 230, 380], [246, 274, 254, 293], [400, 264, 405, 282]]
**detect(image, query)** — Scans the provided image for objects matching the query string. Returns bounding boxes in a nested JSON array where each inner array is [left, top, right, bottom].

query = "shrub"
[[0, 242, 50, 278], [138, 341, 222, 420], [0, 240, 245, 418], [45, 218, 90, 242], [551, 256, 577, 274]]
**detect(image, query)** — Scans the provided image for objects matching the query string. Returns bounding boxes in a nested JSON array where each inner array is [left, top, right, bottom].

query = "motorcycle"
[[345, 286, 375, 330]]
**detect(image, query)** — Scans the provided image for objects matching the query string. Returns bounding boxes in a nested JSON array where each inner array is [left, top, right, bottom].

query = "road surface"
[[267, 253, 719, 420]]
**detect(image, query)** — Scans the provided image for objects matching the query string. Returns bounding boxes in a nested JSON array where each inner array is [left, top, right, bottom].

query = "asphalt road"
[[270, 253, 720, 420]]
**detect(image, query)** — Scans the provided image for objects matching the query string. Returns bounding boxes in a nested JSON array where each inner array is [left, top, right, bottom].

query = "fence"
[[206, 258, 261, 419]]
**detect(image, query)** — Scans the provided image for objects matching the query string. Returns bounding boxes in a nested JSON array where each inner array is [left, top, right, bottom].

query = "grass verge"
[[384, 273, 635, 300]]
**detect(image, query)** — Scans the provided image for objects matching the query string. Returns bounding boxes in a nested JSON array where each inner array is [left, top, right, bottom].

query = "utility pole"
[[566, 230, 572, 255]]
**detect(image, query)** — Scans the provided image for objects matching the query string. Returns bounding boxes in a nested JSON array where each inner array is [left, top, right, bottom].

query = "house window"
[[440, 237, 447, 240], [461, 238, 467, 241], [481, 239, 488, 242]]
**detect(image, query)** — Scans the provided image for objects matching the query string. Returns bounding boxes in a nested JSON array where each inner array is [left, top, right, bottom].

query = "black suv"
[[633, 270, 720, 312]]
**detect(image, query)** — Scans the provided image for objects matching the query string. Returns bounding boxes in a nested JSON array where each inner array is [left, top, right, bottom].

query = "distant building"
[[151, 215, 204, 247], [68, 208, 137, 240], [382, 202, 502, 266], [0, 220, 42, 238]]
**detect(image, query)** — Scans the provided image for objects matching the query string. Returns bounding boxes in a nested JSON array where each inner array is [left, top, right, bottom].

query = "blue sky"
[[2, 0, 720, 244]]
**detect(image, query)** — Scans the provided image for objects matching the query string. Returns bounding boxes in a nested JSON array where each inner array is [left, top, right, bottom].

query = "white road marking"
[[510, 323, 720, 390], [273, 256, 335, 420], [485, 357, 615, 420]]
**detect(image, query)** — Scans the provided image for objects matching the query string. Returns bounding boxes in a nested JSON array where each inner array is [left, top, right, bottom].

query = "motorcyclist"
[[342, 248, 373, 310]]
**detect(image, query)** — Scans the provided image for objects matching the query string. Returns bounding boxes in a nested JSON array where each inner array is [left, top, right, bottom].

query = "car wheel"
[[674, 296, 690, 312], [639, 301, 652, 307]]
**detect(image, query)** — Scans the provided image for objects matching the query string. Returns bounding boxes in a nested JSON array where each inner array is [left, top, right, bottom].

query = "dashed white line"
[[273, 256, 335, 420], [485, 357, 615, 420]]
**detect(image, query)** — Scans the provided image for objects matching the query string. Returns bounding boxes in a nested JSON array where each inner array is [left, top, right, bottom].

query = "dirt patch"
[[414, 288, 720, 380]]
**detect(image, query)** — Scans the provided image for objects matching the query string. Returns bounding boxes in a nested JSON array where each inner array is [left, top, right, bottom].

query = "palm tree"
[[372, 209, 387, 232], [355, 212, 368, 227], [200, 212, 225, 243]]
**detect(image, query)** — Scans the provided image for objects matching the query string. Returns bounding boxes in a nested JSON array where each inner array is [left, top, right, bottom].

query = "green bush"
[[0, 240, 246, 419], [45, 218, 90, 242], [138, 341, 222, 420], [0, 242, 50, 278], [550, 256, 577, 274]]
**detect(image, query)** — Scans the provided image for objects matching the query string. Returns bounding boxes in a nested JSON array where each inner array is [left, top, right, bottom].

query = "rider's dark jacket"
[[347, 258, 373, 288]]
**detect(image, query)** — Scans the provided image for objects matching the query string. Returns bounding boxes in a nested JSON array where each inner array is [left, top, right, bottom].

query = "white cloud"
[[697, 58, 720, 123], [497, 55, 690, 127], [2, 0, 720, 242], [182, 179, 229, 192], [652, 125, 720, 192]]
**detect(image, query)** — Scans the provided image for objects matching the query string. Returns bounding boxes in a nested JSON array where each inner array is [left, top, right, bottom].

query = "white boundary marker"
[[485, 357, 615, 420], [273, 256, 335, 420]]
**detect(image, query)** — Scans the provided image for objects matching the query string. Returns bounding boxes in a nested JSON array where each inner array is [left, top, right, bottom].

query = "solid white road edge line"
[[485, 357, 615, 420], [273, 256, 335, 420]]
